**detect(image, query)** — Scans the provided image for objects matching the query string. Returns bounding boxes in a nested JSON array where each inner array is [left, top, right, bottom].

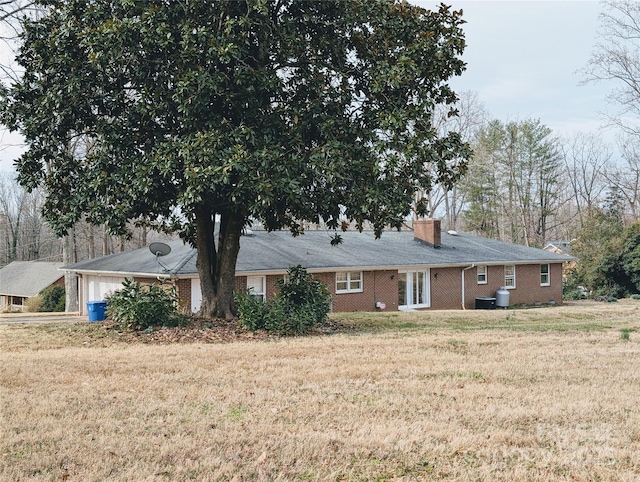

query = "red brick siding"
[[462, 265, 506, 309], [174, 278, 192, 313], [430, 268, 463, 309], [132, 277, 161, 285], [458, 263, 564, 308], [264, 275, 279, 300], [132, 276, 193, 313], [239, 271, 399, 312], [178, 262, 565, 313], [235, 277, 247, 293], [504, 263, 563, 306], [320, 270, 398, 312]]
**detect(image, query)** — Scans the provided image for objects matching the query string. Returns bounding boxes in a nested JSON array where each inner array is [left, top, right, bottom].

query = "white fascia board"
[[67, 259, 570, 280], [63, 269, 173, 279], [473, 260, 571, 266]]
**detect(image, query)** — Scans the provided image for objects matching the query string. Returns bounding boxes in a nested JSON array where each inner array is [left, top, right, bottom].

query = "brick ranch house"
[[0, 261, 65, 312], [63, 220, 574, 315]]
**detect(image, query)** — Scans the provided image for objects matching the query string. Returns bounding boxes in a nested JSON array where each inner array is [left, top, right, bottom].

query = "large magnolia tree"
[[1, 0, 471, 318]]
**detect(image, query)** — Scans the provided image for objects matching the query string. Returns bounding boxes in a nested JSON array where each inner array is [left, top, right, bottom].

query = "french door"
[[398, 269, 431, 309]]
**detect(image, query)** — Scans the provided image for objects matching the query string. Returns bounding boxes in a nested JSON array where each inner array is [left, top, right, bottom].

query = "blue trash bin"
[[87, 301, 108, 322]]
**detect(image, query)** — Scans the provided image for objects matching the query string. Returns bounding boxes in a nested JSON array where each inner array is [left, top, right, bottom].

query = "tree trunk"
[[215, 212, 243, 318], [87, 223, 95, 259], [195, 207, 216, 317], [102, 225, 109, 256], [194, 207, 243, 320], [63, 227, 79, 312]]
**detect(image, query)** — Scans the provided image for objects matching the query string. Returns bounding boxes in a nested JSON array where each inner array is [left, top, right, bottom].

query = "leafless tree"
[[561, 132, 612, 229], [0, 1, 36, 24], [0, 173, 58, 265], [606, 135, 640, 223], [0, 172, 31, 263], [583, 0, 640, 137], [423, 90, 487, 230], [1, 1, 40, 82], [0, 2, 40, 161]]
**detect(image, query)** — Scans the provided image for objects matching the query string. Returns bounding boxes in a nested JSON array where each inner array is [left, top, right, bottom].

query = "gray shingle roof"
[[0, 261, 64, 297], [64, 230, 574, 277]]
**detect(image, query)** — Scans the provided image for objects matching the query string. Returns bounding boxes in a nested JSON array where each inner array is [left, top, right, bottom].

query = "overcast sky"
[[414, 0, 615, 139], [0, 1, 618, 172]]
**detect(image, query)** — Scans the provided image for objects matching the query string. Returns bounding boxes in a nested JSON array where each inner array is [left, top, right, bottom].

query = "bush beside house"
[[235, 265, 331, 335]]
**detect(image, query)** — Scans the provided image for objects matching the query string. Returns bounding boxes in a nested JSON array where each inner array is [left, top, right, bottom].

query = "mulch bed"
[[94, 316, 352, 344]]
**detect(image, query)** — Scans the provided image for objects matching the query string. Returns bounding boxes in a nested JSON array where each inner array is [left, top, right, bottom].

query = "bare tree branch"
[[0, 1, 36, 23], [582, 0, 640, 136]]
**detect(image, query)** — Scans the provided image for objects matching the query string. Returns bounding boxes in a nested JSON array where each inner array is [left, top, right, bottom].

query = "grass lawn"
[[2, 300, 640, 481]]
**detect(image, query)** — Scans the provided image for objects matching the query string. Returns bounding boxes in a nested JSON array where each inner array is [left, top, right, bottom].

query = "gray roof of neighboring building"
[[544, 241, 573, 254], [63, 230, 575, 278], [0, 261, 64, 297]]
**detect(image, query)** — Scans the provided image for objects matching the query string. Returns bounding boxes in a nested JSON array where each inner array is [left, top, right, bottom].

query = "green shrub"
[[235, 265, 331, 335], [276, 265, 332, 326], [631, 294, 640, 300], [273, 302, 319, 335], [607, 296, 618, 303], [40, 285, 66, 312], [234, 290, 272, 331], [106, 278, 186, 331]]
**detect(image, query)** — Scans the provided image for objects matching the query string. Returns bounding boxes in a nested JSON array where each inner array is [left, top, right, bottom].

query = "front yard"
[[1, 301, 639, 481]]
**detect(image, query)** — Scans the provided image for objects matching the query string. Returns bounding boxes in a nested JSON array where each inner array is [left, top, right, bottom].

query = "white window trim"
[[247, 275, 267, 301], [540, 264, 550, 287], [335, 271, 363, 294], [504, 265, 516, 289], [477, 265, 487, 285]]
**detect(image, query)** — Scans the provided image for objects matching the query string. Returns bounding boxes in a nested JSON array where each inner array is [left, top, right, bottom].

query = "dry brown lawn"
[[2, 300, 640, 481]]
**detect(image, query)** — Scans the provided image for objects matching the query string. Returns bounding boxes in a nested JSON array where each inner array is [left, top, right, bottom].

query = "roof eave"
[[63, 268, 174, 279]]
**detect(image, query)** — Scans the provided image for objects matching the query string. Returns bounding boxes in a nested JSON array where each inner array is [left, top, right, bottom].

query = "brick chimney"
[[413, 219, 441, 248]]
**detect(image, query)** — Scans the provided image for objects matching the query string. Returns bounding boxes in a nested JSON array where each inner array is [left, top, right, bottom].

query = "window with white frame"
[[540, 264, 550, 286], [504, 265, 516, 289], [247, 276, 266, 300], [336, 271, 362, 293], [477, 265, 487, 284]]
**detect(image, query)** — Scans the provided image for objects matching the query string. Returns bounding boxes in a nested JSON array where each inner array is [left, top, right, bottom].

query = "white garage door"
[[86, 275, 126, 301]]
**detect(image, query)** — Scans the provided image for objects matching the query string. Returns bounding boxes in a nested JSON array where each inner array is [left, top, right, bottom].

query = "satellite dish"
[[149, 242, 171, 273], [149, 242, 171, 257]]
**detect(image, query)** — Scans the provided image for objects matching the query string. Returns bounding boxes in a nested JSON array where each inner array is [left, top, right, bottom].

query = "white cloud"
[[414, 0, 613, 140]]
